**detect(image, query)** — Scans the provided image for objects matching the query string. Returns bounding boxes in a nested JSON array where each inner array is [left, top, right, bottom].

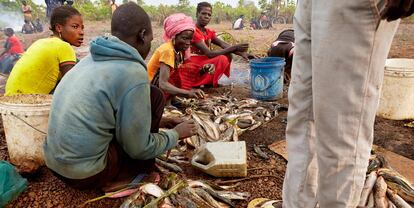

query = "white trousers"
[[282, 0, 400, 207]]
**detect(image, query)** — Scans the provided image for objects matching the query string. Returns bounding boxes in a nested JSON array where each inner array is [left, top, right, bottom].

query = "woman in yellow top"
[[147, 13, 212, 102], [5, 6, 84, 95]]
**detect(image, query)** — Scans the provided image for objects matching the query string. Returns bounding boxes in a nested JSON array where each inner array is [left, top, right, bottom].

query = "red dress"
[[7, 36, 24, 55], [172, 26, 231, 88]]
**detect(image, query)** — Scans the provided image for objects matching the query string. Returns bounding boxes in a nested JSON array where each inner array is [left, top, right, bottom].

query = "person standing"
[[21, 1, 33, 25], [110, 0, 118, 14], [282, 0, 414, 207], [46, 0, 64, 19]]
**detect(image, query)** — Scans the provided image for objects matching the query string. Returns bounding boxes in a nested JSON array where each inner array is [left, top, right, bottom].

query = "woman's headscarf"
[[163, 13, 195, 42], [163, 13, 195, 59]]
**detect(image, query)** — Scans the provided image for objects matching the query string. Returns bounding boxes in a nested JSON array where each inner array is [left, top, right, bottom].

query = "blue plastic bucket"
[[250, 57, 285, 100]]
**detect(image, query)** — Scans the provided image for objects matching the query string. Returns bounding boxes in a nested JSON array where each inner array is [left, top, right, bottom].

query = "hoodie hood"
[[90, 35, 146, 67]]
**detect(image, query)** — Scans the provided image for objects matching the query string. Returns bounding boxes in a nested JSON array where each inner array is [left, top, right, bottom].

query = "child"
[[6, 6, 84, 95], [0, 28, 24, 74]]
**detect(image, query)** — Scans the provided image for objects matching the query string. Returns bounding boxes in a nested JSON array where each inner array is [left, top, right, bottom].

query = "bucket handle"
[[252, 72, 283, 92], [10, 112, 47, 135]]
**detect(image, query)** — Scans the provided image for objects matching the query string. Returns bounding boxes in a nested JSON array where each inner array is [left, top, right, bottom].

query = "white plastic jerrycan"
[[191, 141, 247, 177]]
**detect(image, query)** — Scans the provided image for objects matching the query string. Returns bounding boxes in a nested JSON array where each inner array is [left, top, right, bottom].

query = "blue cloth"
[[44, 35, 179, 179], [0, 54, 20, 74], [0, 161, 27, 207]]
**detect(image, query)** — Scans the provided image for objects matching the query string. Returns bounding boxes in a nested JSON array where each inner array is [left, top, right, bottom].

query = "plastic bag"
[[0, 161, 27, 207]]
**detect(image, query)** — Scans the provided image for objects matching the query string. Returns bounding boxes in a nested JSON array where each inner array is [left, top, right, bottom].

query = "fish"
[[140, 183, 164, 197], [374, 176, 388, 208], [180, 187, 215, 208], [219, 123, 228, 132], [253, 144, 269, 160], [172, 193, 198, 208], [195, 188, 223, 208], [159, 155, 188, 164], [214, 116, 223, 125], [378, 168, 414, 203], [155, 158, 183, 173], [120, 189, 145, 208], [202, 187, 235, 207], [248, 122, 262, 131], [199, 113, 220, 141], [358, 171, 377, 206], [188, 180, 229, 192], [222, 125, 234, 141], [192, 113, 217, 141], [386, 189, 412, 208], [237, 119, 254, 129], [216, 191, 251, 200]]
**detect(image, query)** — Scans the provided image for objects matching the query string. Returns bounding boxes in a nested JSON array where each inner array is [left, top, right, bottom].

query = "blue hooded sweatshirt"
[[44, 35, 178, 179]]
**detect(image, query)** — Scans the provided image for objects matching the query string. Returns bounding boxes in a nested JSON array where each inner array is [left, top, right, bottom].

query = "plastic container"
[[250, 57, 285, 101], [191, 141, 247, 177], [377, 58, 414, 120], [0, 94, 52, 173]]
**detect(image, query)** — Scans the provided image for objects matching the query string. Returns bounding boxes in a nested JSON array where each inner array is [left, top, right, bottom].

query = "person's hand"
[[200, 64, 215, 75], [239, 52, 249, 61], [173, 119, 197, 139], [233, 43, 249, 53], [380, 0, 414, 21], [187, 89, 205, 99]]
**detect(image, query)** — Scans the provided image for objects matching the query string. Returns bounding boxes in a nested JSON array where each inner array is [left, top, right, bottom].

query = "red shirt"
[[7, 36, 24, 54], [190, 26, 217, 55]]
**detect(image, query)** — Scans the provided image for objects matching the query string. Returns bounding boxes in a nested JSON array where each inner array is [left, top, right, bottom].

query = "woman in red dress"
[[185, 2, 252, 87]]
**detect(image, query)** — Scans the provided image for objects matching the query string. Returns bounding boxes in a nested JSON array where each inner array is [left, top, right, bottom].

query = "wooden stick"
[[215, 175, 278, 184]]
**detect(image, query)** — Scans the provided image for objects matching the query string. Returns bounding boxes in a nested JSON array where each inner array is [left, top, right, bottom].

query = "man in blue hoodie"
[[43, 2, 196, 190]]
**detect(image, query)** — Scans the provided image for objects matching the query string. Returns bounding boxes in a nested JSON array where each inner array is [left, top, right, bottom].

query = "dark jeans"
[[54, 86, 166, 189]]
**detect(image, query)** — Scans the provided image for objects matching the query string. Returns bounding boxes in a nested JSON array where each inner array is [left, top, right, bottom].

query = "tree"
[[258, 0, 268, 10], [174, 0, 193, 16], [237, 0, 244, 7]]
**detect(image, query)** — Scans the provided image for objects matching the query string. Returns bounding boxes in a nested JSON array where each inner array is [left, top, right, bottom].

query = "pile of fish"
[[358, 153, 414, 208], [163, 94, 287, 149], [120, 173, 250, 208]]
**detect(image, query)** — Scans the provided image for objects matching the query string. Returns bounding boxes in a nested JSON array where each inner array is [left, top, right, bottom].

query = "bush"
[[278, 3, 295, 23], [73, 0, 110, 21]]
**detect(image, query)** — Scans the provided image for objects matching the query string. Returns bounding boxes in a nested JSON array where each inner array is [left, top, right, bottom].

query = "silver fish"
[[155, 158, 183, 173]]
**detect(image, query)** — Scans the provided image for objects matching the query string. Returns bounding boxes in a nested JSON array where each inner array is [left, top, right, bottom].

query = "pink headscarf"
[[163, 13, 195, 42]]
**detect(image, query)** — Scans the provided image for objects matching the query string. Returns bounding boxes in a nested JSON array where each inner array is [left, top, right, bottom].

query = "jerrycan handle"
[[191, 149, 214, 170]]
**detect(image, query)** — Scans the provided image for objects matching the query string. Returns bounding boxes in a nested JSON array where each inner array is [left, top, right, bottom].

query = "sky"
[[31, 0, 260, 8]]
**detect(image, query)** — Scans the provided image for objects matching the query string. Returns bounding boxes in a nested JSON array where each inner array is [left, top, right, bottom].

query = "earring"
[[172, 39, 175, 45], [58, 32, 62, 39]]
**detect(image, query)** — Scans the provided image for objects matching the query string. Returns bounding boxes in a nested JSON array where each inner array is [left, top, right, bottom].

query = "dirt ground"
[[0, 21, 413, 207]]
